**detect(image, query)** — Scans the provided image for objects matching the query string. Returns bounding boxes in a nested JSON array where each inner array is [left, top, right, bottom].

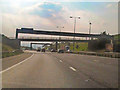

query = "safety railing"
[[18, 36, 88, 40]]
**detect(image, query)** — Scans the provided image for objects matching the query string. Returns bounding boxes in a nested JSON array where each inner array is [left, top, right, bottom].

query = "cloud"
[[2, 13, 55, 37], [19, 2, 67, 27], [21, 2, 63, 18]]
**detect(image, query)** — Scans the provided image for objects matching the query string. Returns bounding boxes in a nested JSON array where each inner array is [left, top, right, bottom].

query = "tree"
[[101, 31, 107, 35]]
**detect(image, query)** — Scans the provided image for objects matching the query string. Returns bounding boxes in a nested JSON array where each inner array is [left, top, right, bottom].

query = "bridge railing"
[[18, 36, 92, 40]]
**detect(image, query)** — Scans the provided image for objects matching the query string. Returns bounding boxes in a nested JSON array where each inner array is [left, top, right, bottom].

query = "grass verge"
[[2, 50, 23, 58]]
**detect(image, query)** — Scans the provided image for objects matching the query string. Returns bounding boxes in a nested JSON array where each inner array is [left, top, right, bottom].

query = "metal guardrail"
[[66, 51, 120, 58]]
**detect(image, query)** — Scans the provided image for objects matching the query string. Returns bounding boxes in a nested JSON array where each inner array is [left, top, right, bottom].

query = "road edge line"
[[0, 53, 34, 73]]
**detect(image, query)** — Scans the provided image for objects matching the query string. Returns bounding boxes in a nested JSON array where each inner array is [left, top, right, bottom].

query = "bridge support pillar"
[[30, 43, 32, 50], [16, 29, 18, 39], [55, 42, 58, 51]]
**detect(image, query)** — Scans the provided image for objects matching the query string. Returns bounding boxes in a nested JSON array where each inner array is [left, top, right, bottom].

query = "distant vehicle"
[[51, 49, 56, 52], [65, 46, 70, 51], [41, 48, 45, 52], [66, 49, 71, 53], [37, 49, 40, 52], [58, 49, 64, 53], [37, 47, 41, 52]]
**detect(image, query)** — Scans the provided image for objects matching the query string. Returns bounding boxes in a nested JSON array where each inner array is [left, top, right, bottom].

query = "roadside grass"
[[51, 42, 88, 52], [69, 42, 88, 51], [2, 50, 23, 58], [2, 43, 14, 52], [1, 43, 23, 58]]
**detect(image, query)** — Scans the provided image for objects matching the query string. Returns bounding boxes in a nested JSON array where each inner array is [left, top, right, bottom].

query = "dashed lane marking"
[[59, 60, 63, 62], [69, 67, 77, 72]]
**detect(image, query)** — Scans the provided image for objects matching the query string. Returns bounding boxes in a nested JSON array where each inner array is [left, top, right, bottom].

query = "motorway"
[[2, 51, 118, 88]]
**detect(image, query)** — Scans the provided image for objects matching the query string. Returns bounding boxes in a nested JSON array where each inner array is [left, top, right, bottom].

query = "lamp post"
[[70, 16, 80, 51], [57, 26, 64, 49], [89, 21, 92, 40]]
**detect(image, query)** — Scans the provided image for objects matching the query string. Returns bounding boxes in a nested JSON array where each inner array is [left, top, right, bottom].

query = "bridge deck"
[[16, 28, 112, 38]]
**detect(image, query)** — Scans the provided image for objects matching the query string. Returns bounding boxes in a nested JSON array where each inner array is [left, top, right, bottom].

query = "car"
[[51, 49, 56, 52], [41, 48, 45, 52], [57, 49, 64, 53], [37, 48, 41, 52], [37, 49, 41, 52], [66, 49, 72, 53]]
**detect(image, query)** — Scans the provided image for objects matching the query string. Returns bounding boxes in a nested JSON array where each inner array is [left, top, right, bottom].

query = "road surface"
[[2, 51, 118, 88]]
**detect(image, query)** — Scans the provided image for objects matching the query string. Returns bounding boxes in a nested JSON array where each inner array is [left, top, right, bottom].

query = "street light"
[[56, 26, 64, 49], [89, 21, 92, 40], [70, 16, 80, 51]]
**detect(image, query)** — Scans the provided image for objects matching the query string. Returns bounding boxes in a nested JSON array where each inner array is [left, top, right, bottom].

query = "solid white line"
[[0, 53, 34, 74], [59, 60, 63, 62], [69, 67, 77, 72]]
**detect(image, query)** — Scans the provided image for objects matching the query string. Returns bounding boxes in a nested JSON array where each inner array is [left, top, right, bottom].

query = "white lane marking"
[[69, 67, 77, 72], [94, 60, 97, 62], [59, 60, 63, 62], [85, 79, 90, 82], [0, 53, 34, 74]]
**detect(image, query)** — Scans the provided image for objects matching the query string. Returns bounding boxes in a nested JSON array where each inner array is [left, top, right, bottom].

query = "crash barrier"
[[66, 51, 120, 58]]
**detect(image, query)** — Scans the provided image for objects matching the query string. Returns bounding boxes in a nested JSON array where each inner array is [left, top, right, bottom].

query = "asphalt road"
[[2, 51, 118, 88], [2, 53, 32, 71]]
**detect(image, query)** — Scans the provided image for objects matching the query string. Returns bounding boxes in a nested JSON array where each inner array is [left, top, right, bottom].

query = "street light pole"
[[73, 18, 76, 51], [57, 26, 64, 49], [89, 21, 92, 40], [70, 16, 80, 51]]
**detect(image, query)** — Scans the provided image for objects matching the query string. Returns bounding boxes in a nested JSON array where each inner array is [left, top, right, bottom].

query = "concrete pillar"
[[30, 43, 32, 50], [16, 29, 18, 39], [55, 42, 58, 51]]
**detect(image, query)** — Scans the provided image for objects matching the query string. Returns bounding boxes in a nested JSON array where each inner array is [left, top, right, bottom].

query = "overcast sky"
[[0, 0, 119, 37]]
